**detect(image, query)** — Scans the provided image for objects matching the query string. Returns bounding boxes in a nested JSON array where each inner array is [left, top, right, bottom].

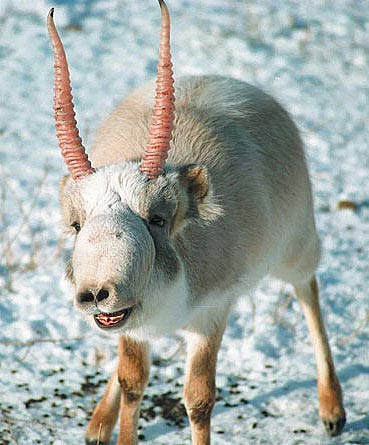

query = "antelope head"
[[48, 1, 217, 338]]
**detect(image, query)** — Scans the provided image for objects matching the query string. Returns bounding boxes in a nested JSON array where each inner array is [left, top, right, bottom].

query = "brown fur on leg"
[[318, 373, 346, 436], [184, 322, 226, 445], [85, 367, 121, 444], [117, 336, 150, 445], [295, 276, 346, 436]]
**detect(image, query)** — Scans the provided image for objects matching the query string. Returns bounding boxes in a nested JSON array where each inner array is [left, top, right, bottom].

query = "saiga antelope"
[[47, 1, 346, 444]]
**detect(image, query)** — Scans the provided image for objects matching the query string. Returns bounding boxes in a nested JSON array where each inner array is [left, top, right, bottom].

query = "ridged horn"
[[47, 8, 95, 181], [140, 0, 175, 179]]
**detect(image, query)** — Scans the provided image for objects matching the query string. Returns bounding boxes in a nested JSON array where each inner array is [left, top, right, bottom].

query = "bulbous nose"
[[77, 287, 110, 305]]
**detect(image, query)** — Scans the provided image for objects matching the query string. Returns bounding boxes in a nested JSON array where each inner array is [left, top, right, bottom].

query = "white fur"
[[126, 269, 191, 341]]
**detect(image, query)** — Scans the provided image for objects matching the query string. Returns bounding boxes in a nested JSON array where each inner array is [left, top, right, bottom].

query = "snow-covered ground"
[[0, 0, 368, 444]]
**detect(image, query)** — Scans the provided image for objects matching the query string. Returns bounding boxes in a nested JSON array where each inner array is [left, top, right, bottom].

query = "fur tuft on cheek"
[[197, 191, 224, 223], [65, 259, 75, 284]]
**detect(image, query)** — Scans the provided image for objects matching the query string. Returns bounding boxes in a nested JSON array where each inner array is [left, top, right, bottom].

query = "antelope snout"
[[77, 287, 110, 306], [75, 282, 138, 315]]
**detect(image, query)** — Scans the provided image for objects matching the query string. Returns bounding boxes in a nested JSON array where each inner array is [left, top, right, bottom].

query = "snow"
[[1, 0, 368, 444]]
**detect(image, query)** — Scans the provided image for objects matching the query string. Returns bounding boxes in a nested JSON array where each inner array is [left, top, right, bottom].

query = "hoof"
[[86, 439, 107, 445], [323, 413, 346, 437]]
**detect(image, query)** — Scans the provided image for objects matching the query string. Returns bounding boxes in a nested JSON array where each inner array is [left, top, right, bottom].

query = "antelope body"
[[48, 3, 346, 444]]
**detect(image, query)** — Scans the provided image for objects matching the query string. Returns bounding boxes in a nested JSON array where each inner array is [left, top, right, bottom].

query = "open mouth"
[[94, 307, 133, 329]]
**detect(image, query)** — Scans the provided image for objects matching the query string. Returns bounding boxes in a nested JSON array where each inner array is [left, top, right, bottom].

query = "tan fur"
[[318, 378, 344, 420], [183, 324, 227, 445], [86, 338, 149, 445], [294, 277, 345, 434], [117, 337, 150, 445], [86, 368, 121, 444]]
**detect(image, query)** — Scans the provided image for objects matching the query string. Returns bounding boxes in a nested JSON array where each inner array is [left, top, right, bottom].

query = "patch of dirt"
[[141, 391, 187, 428]]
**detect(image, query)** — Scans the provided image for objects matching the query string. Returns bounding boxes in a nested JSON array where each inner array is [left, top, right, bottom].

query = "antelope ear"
[[58, 174, 84, 232], [178, 164, 223, 222], [59, 174, 73, 228]]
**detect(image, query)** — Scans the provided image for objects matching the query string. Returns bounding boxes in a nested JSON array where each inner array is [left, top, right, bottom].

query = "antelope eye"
[[71, 222, 81, 233], [149, 216, 165, 227]]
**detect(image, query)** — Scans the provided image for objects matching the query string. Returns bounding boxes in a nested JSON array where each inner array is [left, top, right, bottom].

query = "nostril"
[[96, 288, 109, 303], [77, 291, 95, 304]]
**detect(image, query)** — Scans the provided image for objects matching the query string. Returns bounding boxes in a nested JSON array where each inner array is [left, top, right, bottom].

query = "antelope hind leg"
[[85, 367, 121, 445], [294, 276, 346, 436]]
